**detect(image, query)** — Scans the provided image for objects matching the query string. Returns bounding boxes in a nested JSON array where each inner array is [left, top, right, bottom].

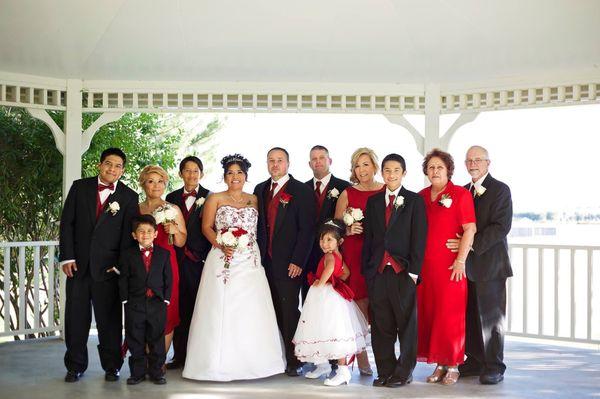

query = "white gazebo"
[[1, 1, 600, 397]]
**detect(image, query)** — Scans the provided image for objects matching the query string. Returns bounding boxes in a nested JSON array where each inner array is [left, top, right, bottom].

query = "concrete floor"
[[0, 336, 599, 399]]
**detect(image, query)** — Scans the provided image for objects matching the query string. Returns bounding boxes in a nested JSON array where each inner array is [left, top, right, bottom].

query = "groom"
[[254, 147, 316, 376], [59, 148, 139, 382], [165, 156, 211, 369]]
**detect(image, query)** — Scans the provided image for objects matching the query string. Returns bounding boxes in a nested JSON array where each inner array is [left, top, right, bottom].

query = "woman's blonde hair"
[[349, 147, 379, 184], [139, 165, 169, 187]]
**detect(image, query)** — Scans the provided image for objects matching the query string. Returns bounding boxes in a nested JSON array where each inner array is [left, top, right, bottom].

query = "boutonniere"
[[438, 194, 453, 208], [394, 195, 405, 210], [475, 185, 486, 197], [327, 188, 340, 199], [195, 197, 206, 207], [280, 192, 293, 207], [107, 201, 120, 215]]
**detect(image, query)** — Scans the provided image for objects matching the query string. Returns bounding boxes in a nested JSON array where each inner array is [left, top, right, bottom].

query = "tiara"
[[324, 220, 341, 228]]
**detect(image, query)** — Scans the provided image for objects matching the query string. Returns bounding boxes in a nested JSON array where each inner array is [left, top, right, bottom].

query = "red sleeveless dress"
[[154, 225, 180, 334]]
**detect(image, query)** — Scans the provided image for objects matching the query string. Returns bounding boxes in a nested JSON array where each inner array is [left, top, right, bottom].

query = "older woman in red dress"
[[334, 147, 384, 375], [417, 149, 476, 385]]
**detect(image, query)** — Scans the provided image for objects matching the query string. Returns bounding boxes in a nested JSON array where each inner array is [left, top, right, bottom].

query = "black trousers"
[[464, 278, 507, 374], [265, 258, 302, 369], [368, 268, 417, 379], [171, 256, 204, 364], [63, 270, 122, 373], [125, 297, 167, 379]]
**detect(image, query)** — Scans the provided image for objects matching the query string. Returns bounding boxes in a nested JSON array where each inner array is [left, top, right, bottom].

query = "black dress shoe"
[[373, 376, 389, 387], [64, 371, 83, 383], [165, 361, 183, 370], [105, 370, 120, 381], [480, 372, 504, 385], [126, 375, 146, 385], [459, 361, 482, 377], [386, 374, 413, 388], [285, 366, 302, 377], [151, 376, 167, 385]]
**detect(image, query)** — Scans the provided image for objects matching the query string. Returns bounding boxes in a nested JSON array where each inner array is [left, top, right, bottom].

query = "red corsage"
[[280, 192, 293, 207]]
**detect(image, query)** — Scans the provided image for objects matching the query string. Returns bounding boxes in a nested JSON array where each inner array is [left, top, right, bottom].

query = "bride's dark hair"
[[221, 154, 252, 178]]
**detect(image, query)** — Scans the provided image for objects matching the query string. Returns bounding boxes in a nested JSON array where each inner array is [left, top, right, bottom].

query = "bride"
[[183, 154, 285, 381]]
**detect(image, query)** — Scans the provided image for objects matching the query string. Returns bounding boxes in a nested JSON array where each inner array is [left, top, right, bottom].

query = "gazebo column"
[[63, 79, 83, 198], [424, 83, 442, 153]]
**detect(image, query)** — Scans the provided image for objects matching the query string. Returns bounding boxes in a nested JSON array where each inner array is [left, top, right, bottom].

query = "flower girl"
[[293, 219, 369, 386]]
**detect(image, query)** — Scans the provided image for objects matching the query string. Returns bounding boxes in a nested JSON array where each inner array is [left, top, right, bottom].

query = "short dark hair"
[[221, 154, 251, 178], [381, 153, 406, 172], [318, 218, 345, 242], [310, 145, 329, 155], [179, 156, 204, 173], [100, 148, 127, 166], [267, 147, 289, 161], [423, 148, 455, 180], [131, 214, 157, 231]]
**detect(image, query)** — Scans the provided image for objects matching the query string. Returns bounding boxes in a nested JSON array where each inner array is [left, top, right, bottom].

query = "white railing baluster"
[[523, 247, 528, 333], [570, 249, 576, 339], [507, 247, 513, 332], [554, 248, 559, 337], [33, 247, 40, 329], [3, 247, 10, 332], [538, 249, 543, 335], [18, 247, 25, 332], [587, 250, 593, 341], [48, 246, 55, 328]]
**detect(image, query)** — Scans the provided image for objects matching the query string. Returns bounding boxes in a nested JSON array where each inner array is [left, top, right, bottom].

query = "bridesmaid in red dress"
[[138, 165, 187, 358], [334, 147, 384, 375], [417, 149, 476, 386]]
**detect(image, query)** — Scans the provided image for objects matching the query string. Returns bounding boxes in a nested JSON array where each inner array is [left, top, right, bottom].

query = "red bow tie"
[[140, 247, 153, 255], [98, 183, 115, 192], [182, 190, 197, 200]]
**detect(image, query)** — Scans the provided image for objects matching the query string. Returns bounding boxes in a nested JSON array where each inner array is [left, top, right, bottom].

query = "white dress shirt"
[[184, 185, 199, 211], [470, 172, 489, 192], [271, 174, 290, 196], [384, 185, 418, 280], [313, 173, 332, 194]]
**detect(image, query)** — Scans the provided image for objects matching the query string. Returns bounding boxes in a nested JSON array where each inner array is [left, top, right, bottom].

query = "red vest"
[[378, 198, 405, 274], [314, 183, 327, 219], [140, 250, 154, 298], [96, 191, 107, 220], [266, 182, 288, 258]]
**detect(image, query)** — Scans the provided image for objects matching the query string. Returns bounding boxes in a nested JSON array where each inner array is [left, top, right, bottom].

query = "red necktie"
[[182, 190, 197, 200], [386, 194, 396, 222], [269, 182, 278, 200], [140, 248, 154, 298], [315, 181, 322, 195], [98, 183, 114, 192]]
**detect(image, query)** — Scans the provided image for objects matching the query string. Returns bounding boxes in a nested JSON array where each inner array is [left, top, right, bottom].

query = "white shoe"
[[305, 363, 332, 379], [324, 365, 351, 386]]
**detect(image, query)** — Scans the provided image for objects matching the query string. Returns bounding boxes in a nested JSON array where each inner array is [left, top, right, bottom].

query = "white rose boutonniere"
[[107, 201, 120, 216], [394, 196, 405, 210], [327, 188, 340, 199], [475, 186, 486, 197], [438, 193, 453, 208], [195, 197, 206, 207]]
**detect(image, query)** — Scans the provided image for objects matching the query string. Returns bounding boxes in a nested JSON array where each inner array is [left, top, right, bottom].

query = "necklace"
[[229, 193, 244, 203]]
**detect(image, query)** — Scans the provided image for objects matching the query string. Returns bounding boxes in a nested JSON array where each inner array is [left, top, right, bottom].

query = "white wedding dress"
[[182, 205, 285, 381]]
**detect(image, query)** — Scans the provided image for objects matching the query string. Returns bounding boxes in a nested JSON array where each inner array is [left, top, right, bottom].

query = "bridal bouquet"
[[216, 227, 249, 283], [343, 207, 364, 226], [153, 204, 178, 245]]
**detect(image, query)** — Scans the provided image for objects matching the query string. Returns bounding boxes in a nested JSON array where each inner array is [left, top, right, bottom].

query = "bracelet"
[[456, 259, 466, 264]]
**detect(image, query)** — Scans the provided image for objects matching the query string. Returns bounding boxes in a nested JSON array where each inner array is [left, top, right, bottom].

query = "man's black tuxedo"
[[59, 176, 138, 374], [464, 174, 513, 375], [165, 185, 210, 364], [119, 245, 172, 379], [253, 175, 315, 369], [362, 187, 427, 380], [302, 175, 350, 301]]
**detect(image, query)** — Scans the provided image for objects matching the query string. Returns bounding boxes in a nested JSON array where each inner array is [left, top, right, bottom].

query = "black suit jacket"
[[118, 245, 172, 302], [254, 175, 316, 280], [304, 175, 351, 273], [465, 174, 513, 281], [59, 176, 139, 282], [165, 185, 211, 264], [362, 187, 427, 279]]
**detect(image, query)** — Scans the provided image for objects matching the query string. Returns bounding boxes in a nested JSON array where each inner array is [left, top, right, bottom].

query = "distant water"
[[509, 222, 600, 247]]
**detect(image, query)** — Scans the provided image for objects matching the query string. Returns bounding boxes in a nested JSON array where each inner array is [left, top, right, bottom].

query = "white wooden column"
[[424, 83, 441, 153], [63, 79, 83, 198]]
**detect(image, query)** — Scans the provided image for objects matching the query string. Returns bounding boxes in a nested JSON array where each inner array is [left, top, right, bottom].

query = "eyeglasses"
[[465, 158, 488, 165]]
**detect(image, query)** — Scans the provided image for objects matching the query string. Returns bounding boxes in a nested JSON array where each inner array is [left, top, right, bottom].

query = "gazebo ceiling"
[[1, 0, 599, 84]]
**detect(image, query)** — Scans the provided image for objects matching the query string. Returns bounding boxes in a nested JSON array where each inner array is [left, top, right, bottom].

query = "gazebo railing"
[[0, 241, 63, 338], [506, 243, 600, 345], [1, 240, 599, 345]]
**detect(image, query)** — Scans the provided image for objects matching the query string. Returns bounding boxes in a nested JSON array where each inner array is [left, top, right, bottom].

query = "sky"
[[176, 104, 600, 213]]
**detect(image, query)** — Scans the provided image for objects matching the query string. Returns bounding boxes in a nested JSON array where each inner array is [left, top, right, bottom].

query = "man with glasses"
[[447, 145, 513, 385]]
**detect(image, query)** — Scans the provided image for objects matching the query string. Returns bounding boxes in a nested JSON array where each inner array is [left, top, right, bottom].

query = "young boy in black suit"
[[119, 215, 172, 385]]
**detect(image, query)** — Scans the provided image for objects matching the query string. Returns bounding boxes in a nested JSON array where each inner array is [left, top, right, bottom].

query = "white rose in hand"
[[351, 208, 364, 221], [220, 231, 237, 247], [343, 213, 355, 226], [164, 206, 178, 220]]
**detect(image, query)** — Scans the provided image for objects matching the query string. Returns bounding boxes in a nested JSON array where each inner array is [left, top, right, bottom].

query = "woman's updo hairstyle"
[[221, 154, 251, 178], [318, 218, 346, 242]]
